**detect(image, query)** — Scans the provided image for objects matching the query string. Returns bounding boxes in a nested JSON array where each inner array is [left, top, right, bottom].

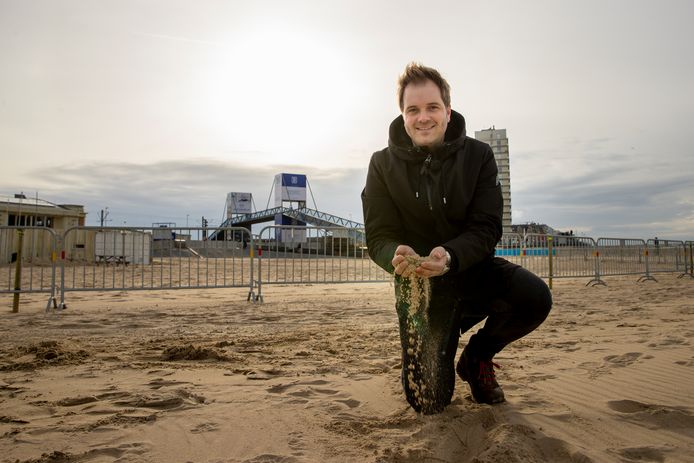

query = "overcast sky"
[[1, 0, 693, 239]]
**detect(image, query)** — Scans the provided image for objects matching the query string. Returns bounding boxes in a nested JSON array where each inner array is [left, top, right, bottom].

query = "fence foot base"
[[677, 273, 694, 279], [637, 275, 657, 283], [45, 296, 59, 313], [247, 290, 263, 304], [586, 278, 607, 287]]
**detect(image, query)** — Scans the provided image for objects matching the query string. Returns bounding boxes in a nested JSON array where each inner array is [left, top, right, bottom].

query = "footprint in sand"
[[265, 380, 361, 411], [74, 413, 157, 432], [241, 454, 300, 463], [267, 382, 296, 394], [30, 442, 151, 462], [244, 369, 286, 381], [647, 336, 688, 348], [113, 395, 185, 409], [603, 352, 642, 367], [190, 422, 219, 433], [550, 340, 581, 352], [608, 399, 694, 434], [111, 388, 204, 410], [287, 430, 307, 456], [55, 396, 99, 407], [288, 387, 339, 398], [148, 378, 191, 389], [615, 445, 672, 462], [335, 399, 361, 409], [578, 354, 643, 379]]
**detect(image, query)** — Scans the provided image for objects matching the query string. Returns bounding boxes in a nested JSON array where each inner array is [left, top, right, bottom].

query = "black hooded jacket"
[[361, 110, 503, 276]]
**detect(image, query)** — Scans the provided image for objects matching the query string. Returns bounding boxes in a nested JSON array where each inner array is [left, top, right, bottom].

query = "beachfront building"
[[1, 195, 85, 229], [1, 194, 86, 263], [475, 127, 512, 234]]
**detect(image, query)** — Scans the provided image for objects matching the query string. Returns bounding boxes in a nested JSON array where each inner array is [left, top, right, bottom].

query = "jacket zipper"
[[423, 154, 433, 211]]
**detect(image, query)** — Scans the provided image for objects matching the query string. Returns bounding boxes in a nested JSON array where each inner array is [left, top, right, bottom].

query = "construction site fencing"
[[58, 226, 255, 308], [254, 226, 390, 301], [1, 226, 59, 310]]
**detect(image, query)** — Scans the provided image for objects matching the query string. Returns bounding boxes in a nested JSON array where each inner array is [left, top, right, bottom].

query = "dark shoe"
[[456, 347, 505, 404]]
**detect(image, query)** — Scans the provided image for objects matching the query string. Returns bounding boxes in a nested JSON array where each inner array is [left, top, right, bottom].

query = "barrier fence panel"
[[520, 234, 552, 279], [59, 226, 254, 307], [596, 238, 648, 278], [494, 233, 523, 266], [682, 241, 694, 278], [517, 234, 602, 286], [551, 235, 603, 285], [255, 226, 391, 300], [646, 239, 685, 274], [0, 226, 58, 310], [5, 224, 692, 309]]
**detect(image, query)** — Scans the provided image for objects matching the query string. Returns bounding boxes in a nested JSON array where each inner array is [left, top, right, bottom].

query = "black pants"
[[394, 259, 552, 414]]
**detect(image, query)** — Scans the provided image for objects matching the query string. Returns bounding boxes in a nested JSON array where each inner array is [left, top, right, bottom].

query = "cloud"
[[10, 159, 367, 228], [7, 154, 693, 241], [513, 156, 694, 239]]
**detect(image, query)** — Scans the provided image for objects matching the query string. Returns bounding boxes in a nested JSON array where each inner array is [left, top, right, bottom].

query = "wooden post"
[[547, 235, 554, 290], [12, 229, 24, 313]]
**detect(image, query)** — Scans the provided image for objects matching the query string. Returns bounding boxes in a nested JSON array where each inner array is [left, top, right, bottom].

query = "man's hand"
[[415, 246, 449, 278], [393, 245, 450, 278], [392, 245, 418, 277]]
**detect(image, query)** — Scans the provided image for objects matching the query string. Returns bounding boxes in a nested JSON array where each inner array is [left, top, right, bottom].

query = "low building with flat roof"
[[1, 194, 87, 264], [1, 194, 85, 229]]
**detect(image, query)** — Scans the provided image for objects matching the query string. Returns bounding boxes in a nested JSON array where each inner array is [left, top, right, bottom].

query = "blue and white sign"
[[274, 173, 307, 206]]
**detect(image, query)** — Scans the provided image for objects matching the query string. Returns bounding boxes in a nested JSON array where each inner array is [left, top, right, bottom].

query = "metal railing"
[[680, 241, 694, 279], [2, 225, 692, 311], [1, 226, 59, 311], [57, 226, 255, 308], [254, 225, 390, 301], [524, 234, 602, 285], [645, 239, 686, 275], [595, 238, 649, 282]]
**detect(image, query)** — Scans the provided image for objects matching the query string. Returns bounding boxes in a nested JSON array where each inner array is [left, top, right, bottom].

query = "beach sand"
[[1, 274, 693, 462]]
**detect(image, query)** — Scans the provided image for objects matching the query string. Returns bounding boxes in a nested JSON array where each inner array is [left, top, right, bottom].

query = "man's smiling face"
[[402, 79, 451, 150]]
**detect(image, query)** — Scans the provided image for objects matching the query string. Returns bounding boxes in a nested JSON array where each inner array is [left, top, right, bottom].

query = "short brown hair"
[[397, 62, 451, 111]]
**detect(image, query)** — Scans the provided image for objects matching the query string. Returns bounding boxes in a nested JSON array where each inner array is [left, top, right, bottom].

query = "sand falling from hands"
[[397, 255, 433, 411]]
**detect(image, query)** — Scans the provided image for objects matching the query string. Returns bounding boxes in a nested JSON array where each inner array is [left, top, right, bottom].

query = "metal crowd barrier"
[[596, 238, 649, 281], [494, 233, 523, 266], [493, 234, 693, 287], [4, 225, 693, 311], [512, 234, 603, 287], [255, 226, 390, 302], [1, 226, 59, 311], [646, 239, 686, 277], [58, 226, 255, 308], [681, 241, 694, 279]]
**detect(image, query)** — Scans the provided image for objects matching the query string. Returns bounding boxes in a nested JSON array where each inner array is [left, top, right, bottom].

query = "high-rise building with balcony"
[[474, 127, 512, 234]]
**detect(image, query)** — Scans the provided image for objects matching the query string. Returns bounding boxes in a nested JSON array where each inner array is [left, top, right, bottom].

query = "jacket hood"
[[388, 109, 467, 161]]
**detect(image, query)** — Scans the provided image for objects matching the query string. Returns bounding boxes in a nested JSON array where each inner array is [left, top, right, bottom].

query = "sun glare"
[[203, 20, 359, 166]]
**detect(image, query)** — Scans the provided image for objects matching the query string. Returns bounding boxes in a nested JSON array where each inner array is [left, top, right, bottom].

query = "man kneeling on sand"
[[361, 63, 552, 414]]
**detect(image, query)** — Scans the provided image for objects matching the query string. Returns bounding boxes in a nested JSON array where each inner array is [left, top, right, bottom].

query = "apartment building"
[[474, 127, 512, 234]]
